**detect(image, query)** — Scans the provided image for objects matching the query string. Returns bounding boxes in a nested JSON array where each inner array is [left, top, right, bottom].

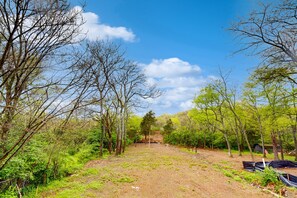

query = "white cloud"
[[74, 6, 136, 42], [180, 100, 195, 111], [158, 77, 207, 88], [144, 58, 201, 78], [142, 58, 214, 115]]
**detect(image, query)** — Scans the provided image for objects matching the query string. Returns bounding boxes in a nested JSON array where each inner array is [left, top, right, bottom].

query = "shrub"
[[259, 168, 279, 186]]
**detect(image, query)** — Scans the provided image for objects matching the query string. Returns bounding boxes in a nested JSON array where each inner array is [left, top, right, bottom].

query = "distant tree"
[[140, 111, 156, 143], [163, 119, 174, 135], [127, 115, 142, 143]]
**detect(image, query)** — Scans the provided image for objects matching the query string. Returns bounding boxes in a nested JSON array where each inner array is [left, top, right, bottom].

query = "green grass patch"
[[26, 179, 104, 198], [86, 181, 103, 190], [42, 179, 71, 190], [213, 163, 260, 185], [113, 176, 135, 183], [120, 162, 133, 169], [81, 168, 99, 176], [54, 183, 86, 198], [179, 148, 197, 154]]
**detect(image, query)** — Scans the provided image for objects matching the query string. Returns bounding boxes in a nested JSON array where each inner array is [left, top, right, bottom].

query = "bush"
[[0, 186, 18, 198], [259, 168, 279, 186], [164, 129, 228, 149]]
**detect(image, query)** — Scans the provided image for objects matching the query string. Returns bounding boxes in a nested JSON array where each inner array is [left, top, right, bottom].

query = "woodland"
[[1, 0, 297, 197]]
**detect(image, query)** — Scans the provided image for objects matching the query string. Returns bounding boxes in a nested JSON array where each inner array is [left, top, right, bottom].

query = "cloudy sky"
[[70, 0, 263, 115]]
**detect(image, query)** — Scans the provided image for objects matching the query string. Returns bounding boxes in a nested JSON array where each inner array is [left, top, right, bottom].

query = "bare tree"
[[110, 61, 160, 155], [0, 0, 83, 169], [230, 0, 297, 82], [73, 41, 160, 156], [74, 41, 125, 157]]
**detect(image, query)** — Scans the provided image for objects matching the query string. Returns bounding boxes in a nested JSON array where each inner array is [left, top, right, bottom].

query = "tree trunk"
[[122, 109, 128, 153], [271, 132, 279, 160], [0, 122, 10, 153], [258, 117, 266, 158], [233, 120, 242, 156], [203, 130, 206, 148], [99, 122, 104, 157], [241, 126, 254, 161], [115, 118, 122, 155], [240, 130, 244, 152], [211, 126, 214, 150], [292, 124, 297, 161], [116, 109, 125, 155], [235, 131, 241, 156], [107, 129, 113, 154], [99, 93, 105, 157], [223, 133, 233, 157], [278, 131, 284, 160]]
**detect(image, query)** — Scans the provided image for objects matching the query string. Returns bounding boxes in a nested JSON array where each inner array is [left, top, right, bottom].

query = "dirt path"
[[39, 144, 275, 198]]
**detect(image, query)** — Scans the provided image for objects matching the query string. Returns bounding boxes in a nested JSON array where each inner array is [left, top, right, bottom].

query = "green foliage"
[[113, 176, 135, 183], [87, 128, 117, 154], [0, 186, 18, 198], [259, 168, 280, 186], [163, 119, 174, 135], [140, 111, 156, 138], [0, 138, 48, 184], [0, 123, 113, 196], [127, 115, 142, 143], [164, 129, 233, 149]]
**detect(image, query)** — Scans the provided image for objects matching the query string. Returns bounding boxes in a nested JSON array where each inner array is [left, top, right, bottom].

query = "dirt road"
[[40, 144, 274, 198]]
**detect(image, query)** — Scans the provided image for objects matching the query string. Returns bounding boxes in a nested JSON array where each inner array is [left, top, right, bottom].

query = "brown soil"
[[138, 131, 163, 143], [41, 144, 297, 198]]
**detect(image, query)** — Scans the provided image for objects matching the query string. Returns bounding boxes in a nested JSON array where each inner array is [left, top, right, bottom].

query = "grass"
[[212, 163, 261, 185], [180, 147, 198, 154], [113, 176, 135, 183], [81, 168, 99, 176], [25, 167, 135, 198]]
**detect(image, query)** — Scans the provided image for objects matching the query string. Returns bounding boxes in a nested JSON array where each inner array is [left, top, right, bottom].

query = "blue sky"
[[70, 0, 264, 115]]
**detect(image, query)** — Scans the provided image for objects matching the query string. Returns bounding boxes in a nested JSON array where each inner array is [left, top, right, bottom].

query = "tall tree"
[[243, 82, 267, 158], [193, 84, 233, 157], [163, 119, 174, 135], [141, 111, 156, 144], [111, 62, 160, 154], [75, 41, 124, 157], [250, 70, 286, 160], [213, 71, 254, 160], [284, 82, 297, 160]]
